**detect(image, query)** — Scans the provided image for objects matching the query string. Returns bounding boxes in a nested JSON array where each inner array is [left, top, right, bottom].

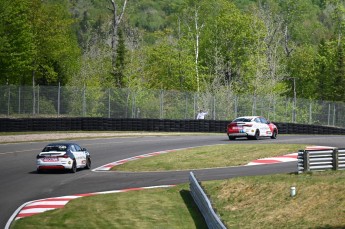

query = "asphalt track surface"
[[1, 134, 344, 228]]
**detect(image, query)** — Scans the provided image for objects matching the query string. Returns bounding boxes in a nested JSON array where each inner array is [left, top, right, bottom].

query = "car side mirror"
[[82, 148, 87, 151], [267, 120, 271, 124]]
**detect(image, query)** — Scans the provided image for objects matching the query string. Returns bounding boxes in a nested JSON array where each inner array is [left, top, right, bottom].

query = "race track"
[[1, 134, 344, 228]]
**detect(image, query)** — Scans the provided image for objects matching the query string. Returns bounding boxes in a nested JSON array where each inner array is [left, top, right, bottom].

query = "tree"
[[109, 0, 128, 87], [0, 0, 35, 84], [0, 0, 80, 86], [142, 29, 195, 90]]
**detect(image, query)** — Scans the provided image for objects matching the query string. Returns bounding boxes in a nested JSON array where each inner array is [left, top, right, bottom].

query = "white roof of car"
[[236, 116, 259, 119]]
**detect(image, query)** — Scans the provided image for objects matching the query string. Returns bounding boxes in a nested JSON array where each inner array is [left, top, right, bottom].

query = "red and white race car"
[[227, 116, 278, 140]]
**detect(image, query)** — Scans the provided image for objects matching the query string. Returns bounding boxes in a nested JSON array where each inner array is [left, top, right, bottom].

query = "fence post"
[[252, 94, 256, 116], [273, 96, 276, 121], [213, 95, 216, 120], [37, 85, 40, 115], [303, 150, 310, 172], [184, 92, 188, 119], [82, 85, 86, 117], [18, 86, 21, 114], [328, 103, 331, 126], [309, 102, 312, 124], [194, 93, 197, 119], [108, 88, 111, 118], [160, 90, 164, 119], [234, 96, 238, 118], [332, 148, 339, 170], [7, 85, 10, 116], [33, 84, 36, 116], [58, 83, 60, 117], [333, 104, 336, 126]]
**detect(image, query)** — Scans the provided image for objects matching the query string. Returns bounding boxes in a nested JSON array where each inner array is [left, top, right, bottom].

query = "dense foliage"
[[1, 0, 345, 102]]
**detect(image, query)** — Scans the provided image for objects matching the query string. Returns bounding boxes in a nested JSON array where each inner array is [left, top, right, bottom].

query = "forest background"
[[1, 0, 345, 104]]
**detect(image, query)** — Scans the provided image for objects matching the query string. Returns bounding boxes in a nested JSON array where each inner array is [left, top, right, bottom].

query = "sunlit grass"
[[203, 171, 345, 228], [112, 144, 306, 171], [12, 185, 207, 229], [12, 171, 345, 229]]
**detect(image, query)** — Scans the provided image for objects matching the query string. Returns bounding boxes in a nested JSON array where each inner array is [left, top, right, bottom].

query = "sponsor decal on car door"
[[260, 117, 271, 136], [71, 145, 82, 167]]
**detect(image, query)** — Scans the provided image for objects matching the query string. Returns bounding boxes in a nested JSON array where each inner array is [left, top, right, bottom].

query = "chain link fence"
[[1, 85, 344, 128]]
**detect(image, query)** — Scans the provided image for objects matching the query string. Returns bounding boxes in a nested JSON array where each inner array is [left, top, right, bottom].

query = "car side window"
[[254, 118, 261, 123], [260, 117, 268, 124], [70, 145, 76, 152], [74, 144, 82, 151]]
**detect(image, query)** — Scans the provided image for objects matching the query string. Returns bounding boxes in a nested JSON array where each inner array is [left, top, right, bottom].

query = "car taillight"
[[58, 154, 69, 158], [243, 124, 253, 127], [228, 123, 237, 128]]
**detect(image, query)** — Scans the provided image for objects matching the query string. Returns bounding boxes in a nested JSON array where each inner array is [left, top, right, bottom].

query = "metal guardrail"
[[297, 148, 345, 173], [189, 172, 227, 229]]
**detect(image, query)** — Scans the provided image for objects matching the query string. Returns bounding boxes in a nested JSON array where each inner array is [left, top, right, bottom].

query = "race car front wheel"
[[85, 158, 91, 169]]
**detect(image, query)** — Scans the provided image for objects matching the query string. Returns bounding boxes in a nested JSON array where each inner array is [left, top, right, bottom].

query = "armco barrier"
[[189, 172, 227, 229], [297, 148, 345, 173], [1, 118, 345, 134]]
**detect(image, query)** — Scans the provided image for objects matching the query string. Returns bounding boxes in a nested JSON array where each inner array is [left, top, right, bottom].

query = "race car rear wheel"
[[252, 130, 260, 140], [70, 161, 77, 173], [228, 136, 236, 140]]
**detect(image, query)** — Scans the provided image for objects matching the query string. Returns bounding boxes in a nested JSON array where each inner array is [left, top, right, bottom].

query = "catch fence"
[[1, 85, 345, 127]]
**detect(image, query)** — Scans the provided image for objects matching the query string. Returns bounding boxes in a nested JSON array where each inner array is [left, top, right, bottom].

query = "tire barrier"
[[189, 172, 227, 229], [1, 118, 345, 134]]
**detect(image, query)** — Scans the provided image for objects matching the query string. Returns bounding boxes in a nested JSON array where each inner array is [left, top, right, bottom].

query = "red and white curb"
[[6, 185, 175, 228], [246, 145, 335, 166], [246, 153, 298, 165]]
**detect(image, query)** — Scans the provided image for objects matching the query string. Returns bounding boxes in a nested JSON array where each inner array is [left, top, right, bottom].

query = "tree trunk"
[[109, 0, 128, 86]]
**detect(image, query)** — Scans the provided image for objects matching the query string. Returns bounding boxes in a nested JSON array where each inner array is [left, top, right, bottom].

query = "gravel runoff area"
[[0, 132, 214, 143]]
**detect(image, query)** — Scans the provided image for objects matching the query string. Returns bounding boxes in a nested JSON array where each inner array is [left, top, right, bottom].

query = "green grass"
[[12, 172, 345, 229], [111, 144, 306, 171], [12, 185, 207, 229], [203, 171, 345, 228]]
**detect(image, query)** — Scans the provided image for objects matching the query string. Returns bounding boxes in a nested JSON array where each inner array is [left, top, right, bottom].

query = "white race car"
[[36, 143, 91, 173], [227, 116, 278, 140]]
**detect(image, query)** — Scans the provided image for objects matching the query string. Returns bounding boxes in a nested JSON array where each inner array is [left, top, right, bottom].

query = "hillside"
[[1, 0, 345, 102]]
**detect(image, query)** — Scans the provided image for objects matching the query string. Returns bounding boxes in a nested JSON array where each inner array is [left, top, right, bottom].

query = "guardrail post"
[[297, 150, 304, 174], [303, 150, 310, 172], [332, 148, 339, 170]]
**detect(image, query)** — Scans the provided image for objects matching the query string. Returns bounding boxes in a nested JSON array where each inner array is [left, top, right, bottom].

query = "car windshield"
[[42, 145, 67, 152], [233, 118, 252, 122]]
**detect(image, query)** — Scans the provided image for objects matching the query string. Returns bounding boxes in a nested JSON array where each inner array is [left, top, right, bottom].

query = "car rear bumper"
[[227, 133, 249, 137], [36, 160, 73, 170], [37, 165, 66, 170], [227, 130, 255, 137]]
